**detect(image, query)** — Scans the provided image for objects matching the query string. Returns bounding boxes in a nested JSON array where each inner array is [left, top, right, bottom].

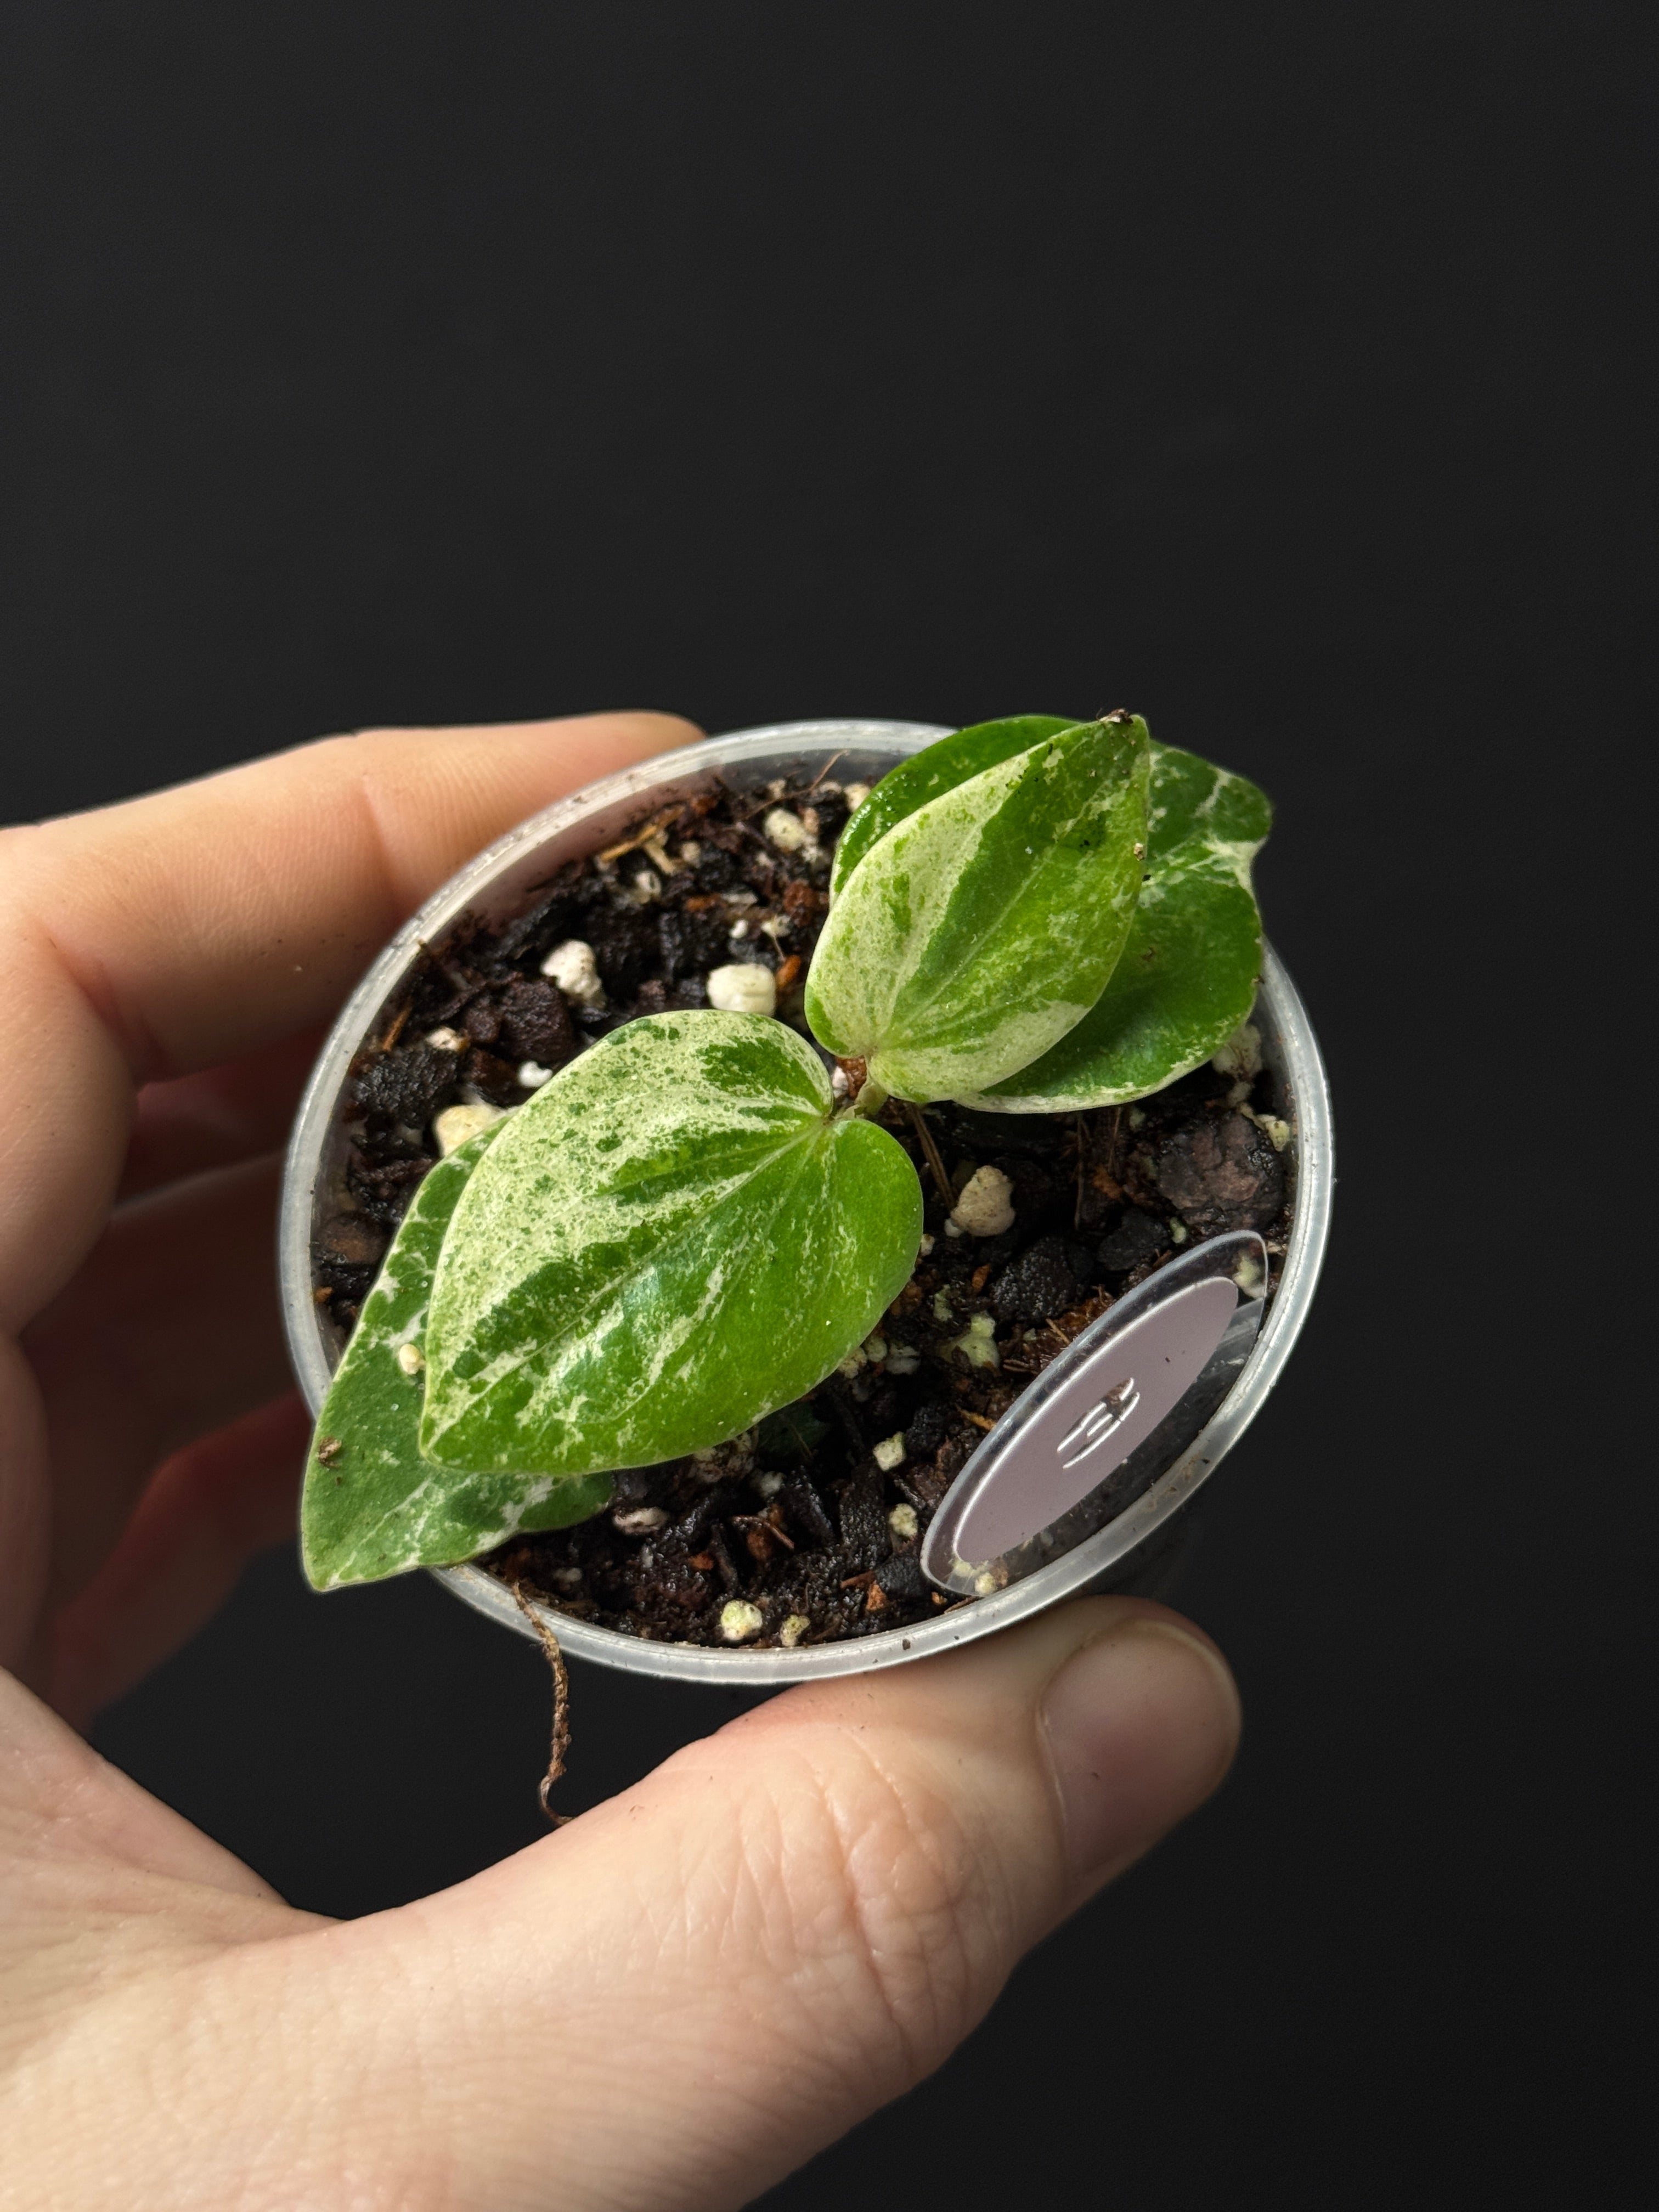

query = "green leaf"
[[831, 716, 1082, 896], [301, 1122, 612, 1592], [421, 1011, 922, 1477], [805, 717, 1152, 1102], [964, 742, 1273, 1110]]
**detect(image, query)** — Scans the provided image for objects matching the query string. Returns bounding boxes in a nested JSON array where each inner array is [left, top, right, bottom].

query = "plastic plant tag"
[[921, 1231, 1269, 1595]]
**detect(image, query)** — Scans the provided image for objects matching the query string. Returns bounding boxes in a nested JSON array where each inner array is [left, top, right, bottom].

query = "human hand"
[[0, 714, 1240, 2211]]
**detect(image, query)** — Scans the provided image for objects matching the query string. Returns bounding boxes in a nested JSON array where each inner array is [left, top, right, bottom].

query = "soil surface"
[[313, 770, 1291, 1649]]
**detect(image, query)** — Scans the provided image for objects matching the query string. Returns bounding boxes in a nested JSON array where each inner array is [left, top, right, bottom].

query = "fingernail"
[[1040, 1617, 1241, 1888]]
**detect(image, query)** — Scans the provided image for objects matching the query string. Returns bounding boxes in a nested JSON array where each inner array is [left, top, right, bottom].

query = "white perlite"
[[706, 963, 777, 1016], [843, 782, 871, 809], [888, 1503, 919, 1542], [540, 939, 606, 1008], [423, 1025, 467, 1052], [873, 1431, 907, 1471], [950, 1313, 1001, 1369], [763, 806, 809, 853], [885, 1346, 920, 1376], [433, 1101, 506, 1155], [779, 1613, 812, 1649], [1212, 1022, 1262, 1081], [517, 1059, 554, 1089], [719, 1599, 765, 1644], [612, 1505, 668, 1533], [1244, 1107, 1291, 1151], [396, 1341, 425, 1376], [950, 1164, 1017, 1237]]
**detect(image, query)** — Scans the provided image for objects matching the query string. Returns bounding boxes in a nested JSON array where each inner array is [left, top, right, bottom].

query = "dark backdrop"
[[2, 4, 1649, 2205]]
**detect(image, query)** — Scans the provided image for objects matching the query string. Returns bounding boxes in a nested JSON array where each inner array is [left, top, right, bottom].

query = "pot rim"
[[281, 718, 1334, 1683]]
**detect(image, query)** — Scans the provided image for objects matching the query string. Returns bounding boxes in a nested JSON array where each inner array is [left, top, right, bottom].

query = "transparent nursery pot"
[[281, 719, 1334, 1684]]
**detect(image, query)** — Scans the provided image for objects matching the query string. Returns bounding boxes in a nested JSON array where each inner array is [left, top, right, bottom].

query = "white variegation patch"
[[805, 718, 1152, 1102], [966, 741, 1273, 1111], [301, 1121, 614, 1590], [421, 1011, 922, 1477]]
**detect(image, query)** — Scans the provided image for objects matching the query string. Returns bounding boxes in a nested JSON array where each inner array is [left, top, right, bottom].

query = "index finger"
[[0, 712, 696, 1328]]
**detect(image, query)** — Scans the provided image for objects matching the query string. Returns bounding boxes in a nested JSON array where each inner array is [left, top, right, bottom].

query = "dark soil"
[[313, 771, 1291, 1649]]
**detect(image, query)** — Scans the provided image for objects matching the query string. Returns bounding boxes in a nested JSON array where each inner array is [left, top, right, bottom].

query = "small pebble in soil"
[[433, 1101, 505, 1155], [1155, 1112, 1286, 1234], [1097, 1207, 1170, 1272], [540, 939, 606, 1008], [991, 1233, 1086, 1323], [951, 1164, 1017, 1236], [706, 963, 777, 1015]]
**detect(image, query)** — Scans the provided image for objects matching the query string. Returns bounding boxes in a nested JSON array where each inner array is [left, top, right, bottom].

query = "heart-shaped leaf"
[[805, 716, 1152, 1102], [831, 715, 1081, 896], [964, 743, 1273, 1110], [301, 1121, 613, 1591], [421, 1011, 922, 1476]]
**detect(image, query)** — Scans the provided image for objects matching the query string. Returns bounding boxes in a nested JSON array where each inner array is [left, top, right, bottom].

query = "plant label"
[[922, 1232, 1269, 1588]]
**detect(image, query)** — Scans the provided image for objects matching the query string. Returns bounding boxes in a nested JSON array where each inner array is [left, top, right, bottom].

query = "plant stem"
[[904, 1101, 953, 1203], [851, 1076, 890, 1121]]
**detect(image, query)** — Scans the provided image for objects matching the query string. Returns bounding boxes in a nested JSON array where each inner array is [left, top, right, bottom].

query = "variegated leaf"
[[831, 716, 1081, 896], [421, 1011, 922, 1476], [805, 717, 1152, 1102], [301, 1121, 612, 1591], [964, 742, 1273, 1110]]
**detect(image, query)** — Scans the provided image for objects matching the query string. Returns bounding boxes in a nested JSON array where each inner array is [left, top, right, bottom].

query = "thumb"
[[296, 1595, 1240, 2210]]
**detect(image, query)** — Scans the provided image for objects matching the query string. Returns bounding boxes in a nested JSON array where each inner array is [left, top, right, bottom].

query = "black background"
[[2, 3, 1650, 2205]]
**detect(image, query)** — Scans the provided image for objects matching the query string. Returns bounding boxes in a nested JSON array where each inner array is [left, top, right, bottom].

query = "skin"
[[0, 713, 1242, 2212]]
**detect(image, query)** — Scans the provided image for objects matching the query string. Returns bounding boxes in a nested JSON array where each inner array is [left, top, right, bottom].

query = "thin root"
[[510, 1582, 574, 1825]]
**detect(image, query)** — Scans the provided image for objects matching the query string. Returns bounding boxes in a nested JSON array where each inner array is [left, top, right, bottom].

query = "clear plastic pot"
[[281, 719, 1334, 1683]]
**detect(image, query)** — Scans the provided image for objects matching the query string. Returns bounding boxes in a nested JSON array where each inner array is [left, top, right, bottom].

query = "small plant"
[[302, 714, 1271, 1589]]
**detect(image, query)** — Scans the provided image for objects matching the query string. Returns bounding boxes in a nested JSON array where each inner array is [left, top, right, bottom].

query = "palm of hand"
[[0, 714, 1237, 2212]]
